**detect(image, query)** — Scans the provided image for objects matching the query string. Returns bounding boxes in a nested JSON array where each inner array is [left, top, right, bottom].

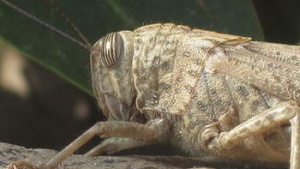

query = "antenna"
[[47, 1, 92, 50], [0, 0, 92, 51]]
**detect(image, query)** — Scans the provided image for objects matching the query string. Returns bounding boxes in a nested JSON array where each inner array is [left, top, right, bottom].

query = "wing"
[[206, 40, 300, 103]]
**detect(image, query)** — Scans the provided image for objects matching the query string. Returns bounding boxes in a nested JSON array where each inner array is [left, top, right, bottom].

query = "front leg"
[[85, 137, 152, 156], [199, 101, 299, 169], [7, 119, 170, 169]]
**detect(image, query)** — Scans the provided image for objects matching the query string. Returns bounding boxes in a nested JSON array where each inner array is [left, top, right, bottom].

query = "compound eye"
[[100, 32, 124, 68]]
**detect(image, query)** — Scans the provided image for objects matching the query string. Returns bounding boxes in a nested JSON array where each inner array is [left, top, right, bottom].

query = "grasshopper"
[[2, 1, 300, 169]]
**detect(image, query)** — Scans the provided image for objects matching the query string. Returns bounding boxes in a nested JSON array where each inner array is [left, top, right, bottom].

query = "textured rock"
[[0, 142, 287, 169]]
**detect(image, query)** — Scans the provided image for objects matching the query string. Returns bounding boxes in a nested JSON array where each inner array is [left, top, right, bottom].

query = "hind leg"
[[198, 101, 299, 169]]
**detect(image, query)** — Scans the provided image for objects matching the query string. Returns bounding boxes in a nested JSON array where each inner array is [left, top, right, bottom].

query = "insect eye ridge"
[[100, 32, 124, 68]]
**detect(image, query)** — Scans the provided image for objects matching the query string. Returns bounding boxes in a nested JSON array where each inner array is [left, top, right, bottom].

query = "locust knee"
[[198, 101, 299, 168]]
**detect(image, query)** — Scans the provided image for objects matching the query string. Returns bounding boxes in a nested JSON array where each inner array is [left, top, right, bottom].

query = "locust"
[[2, 1, 300, 169]]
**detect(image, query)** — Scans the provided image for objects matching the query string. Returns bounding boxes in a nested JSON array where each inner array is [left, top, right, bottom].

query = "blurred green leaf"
[[0, 0, 264, 95]]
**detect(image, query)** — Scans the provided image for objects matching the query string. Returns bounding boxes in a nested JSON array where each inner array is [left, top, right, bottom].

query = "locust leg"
[[199, 101, 299, 169], [7, 119, 169, 169], [85, 137, 152, 156], [290, 104, 300, 169]]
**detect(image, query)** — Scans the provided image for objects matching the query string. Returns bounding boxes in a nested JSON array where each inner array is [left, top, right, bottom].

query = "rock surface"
[[0, 142, 287, 169]]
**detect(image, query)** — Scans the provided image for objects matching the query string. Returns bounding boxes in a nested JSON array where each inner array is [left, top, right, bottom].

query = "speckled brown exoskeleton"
[[7, 23, 300, 169], [2, 2, 300, 169]]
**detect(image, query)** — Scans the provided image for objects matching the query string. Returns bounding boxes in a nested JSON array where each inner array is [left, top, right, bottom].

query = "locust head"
[[90, 31, 141, 121]]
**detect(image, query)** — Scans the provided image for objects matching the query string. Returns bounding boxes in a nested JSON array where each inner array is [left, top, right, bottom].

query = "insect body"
[[7, 23, 300, 169]]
